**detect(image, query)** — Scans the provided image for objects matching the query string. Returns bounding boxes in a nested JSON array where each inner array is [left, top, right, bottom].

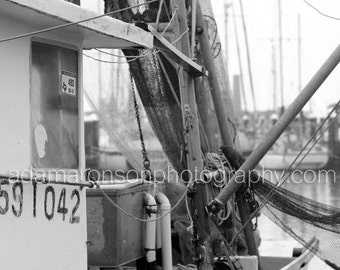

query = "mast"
[[278, 0, 284, 111], [224, 0, 230, 70], [238, 0, 256, 113], [272, 41, 277, 110], [231, 3, 248, 112], [298, 14, 301, 94]]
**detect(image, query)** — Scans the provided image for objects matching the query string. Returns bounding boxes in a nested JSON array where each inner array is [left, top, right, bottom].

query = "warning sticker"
[[61, 70, 77, 96]]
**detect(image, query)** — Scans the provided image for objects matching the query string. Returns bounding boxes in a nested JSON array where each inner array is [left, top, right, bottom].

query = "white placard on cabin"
[[61, 70, 77, 96]]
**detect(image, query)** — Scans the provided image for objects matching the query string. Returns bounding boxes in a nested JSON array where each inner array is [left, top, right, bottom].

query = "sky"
[[81, 0, 340, 117], [211, 0, 340, 116]]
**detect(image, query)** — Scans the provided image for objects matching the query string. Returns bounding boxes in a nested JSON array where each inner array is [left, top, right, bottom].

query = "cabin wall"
[[0, 14, 87, 270]]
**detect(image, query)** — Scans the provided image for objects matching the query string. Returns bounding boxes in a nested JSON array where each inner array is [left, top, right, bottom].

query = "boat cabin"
[[0, 0, 152, 269]]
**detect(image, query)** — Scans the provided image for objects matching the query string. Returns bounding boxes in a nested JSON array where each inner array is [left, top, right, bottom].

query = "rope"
[[83, 49, 160, 64], [0, 0, 159, 43], [172, 28, 190, 45], [161, 8, 178, 35]]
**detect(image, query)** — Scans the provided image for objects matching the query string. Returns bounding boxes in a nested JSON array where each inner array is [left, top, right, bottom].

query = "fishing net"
[[253, 177, 340, 269], [123, 48, 187, 174]]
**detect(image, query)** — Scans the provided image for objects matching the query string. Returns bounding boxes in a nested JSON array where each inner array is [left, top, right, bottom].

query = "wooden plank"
[[148, 24, 208, 77]]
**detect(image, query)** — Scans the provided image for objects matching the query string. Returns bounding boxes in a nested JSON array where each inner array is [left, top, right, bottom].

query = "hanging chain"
[[130, 72, 153, 180]]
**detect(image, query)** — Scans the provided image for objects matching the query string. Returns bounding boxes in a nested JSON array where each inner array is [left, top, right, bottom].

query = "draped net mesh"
[[254, 178, 340, 269]]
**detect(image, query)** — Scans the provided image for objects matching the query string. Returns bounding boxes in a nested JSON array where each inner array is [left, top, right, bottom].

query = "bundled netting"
[[254, 178, 340, 269], [123, 48, 187, 173]]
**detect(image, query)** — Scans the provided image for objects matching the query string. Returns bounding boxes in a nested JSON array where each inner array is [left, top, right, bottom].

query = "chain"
[[130, 72, 152, 180]]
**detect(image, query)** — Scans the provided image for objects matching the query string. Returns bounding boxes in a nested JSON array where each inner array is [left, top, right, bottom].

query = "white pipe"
[[156, 218, 162, 249], [155, 192, 172, 270], [144, 193, 157, 264]]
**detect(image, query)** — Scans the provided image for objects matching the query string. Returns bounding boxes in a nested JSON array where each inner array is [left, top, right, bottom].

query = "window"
[[31, 41, 79, 169]]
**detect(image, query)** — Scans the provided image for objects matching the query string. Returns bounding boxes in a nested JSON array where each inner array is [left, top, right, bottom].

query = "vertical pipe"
[[155, 192, 172, 270], [144, 193, 157, 268], [156, 218, 162, 249]]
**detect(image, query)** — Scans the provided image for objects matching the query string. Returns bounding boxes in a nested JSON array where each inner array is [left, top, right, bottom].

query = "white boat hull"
[[260, 152, 329, 170]]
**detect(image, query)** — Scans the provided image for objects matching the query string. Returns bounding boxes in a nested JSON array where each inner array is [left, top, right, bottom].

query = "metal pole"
[[212, 43, 340, 205], [196, 5, 234, 147], [278, 0, 284, 109], [238, 0, 256, 113], [271, 41, 277, 110], [232, 4, 248, 112], [298, 14, 302, 93]]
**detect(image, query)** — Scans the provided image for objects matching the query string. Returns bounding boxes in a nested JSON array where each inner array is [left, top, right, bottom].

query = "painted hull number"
[[0, 182, 80, 223]]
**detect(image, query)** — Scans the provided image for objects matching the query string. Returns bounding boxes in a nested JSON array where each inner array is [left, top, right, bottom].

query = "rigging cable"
[[303, 0, 340, 21], [279, 100, 340, 181], [230, 99, 340, 244]]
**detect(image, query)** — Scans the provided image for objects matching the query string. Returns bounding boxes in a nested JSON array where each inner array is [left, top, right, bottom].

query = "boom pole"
[[209, 43, 340, 208]]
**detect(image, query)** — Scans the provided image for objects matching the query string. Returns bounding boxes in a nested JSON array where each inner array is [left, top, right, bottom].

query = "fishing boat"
[[0, 0, 152, 269], [2, 1, 340, 270], [260, 149, 328, 171]]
